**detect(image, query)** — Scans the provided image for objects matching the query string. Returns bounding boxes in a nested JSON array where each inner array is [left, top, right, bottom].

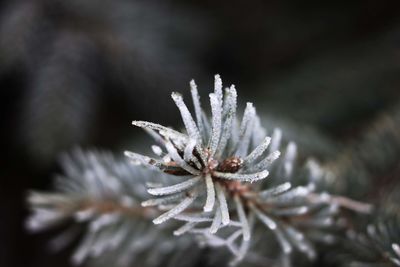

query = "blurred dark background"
[[1, 0, 400, 266]]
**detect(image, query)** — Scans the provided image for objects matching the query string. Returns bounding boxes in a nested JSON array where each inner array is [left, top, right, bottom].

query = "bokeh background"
[[1, 0, 400, 266]]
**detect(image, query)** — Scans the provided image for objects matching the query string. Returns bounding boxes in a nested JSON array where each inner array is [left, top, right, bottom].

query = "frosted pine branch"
[[124, 75, 372, 265], [26, 75, 374, 267], [335, 213, 400, 267], [26, 149, 202, 267]]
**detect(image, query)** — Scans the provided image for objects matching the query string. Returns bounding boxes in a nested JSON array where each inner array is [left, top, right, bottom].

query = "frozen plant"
[[125, 75, 373, 265], [26, 75, 376, 267], [27, 149, 204, 267]]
